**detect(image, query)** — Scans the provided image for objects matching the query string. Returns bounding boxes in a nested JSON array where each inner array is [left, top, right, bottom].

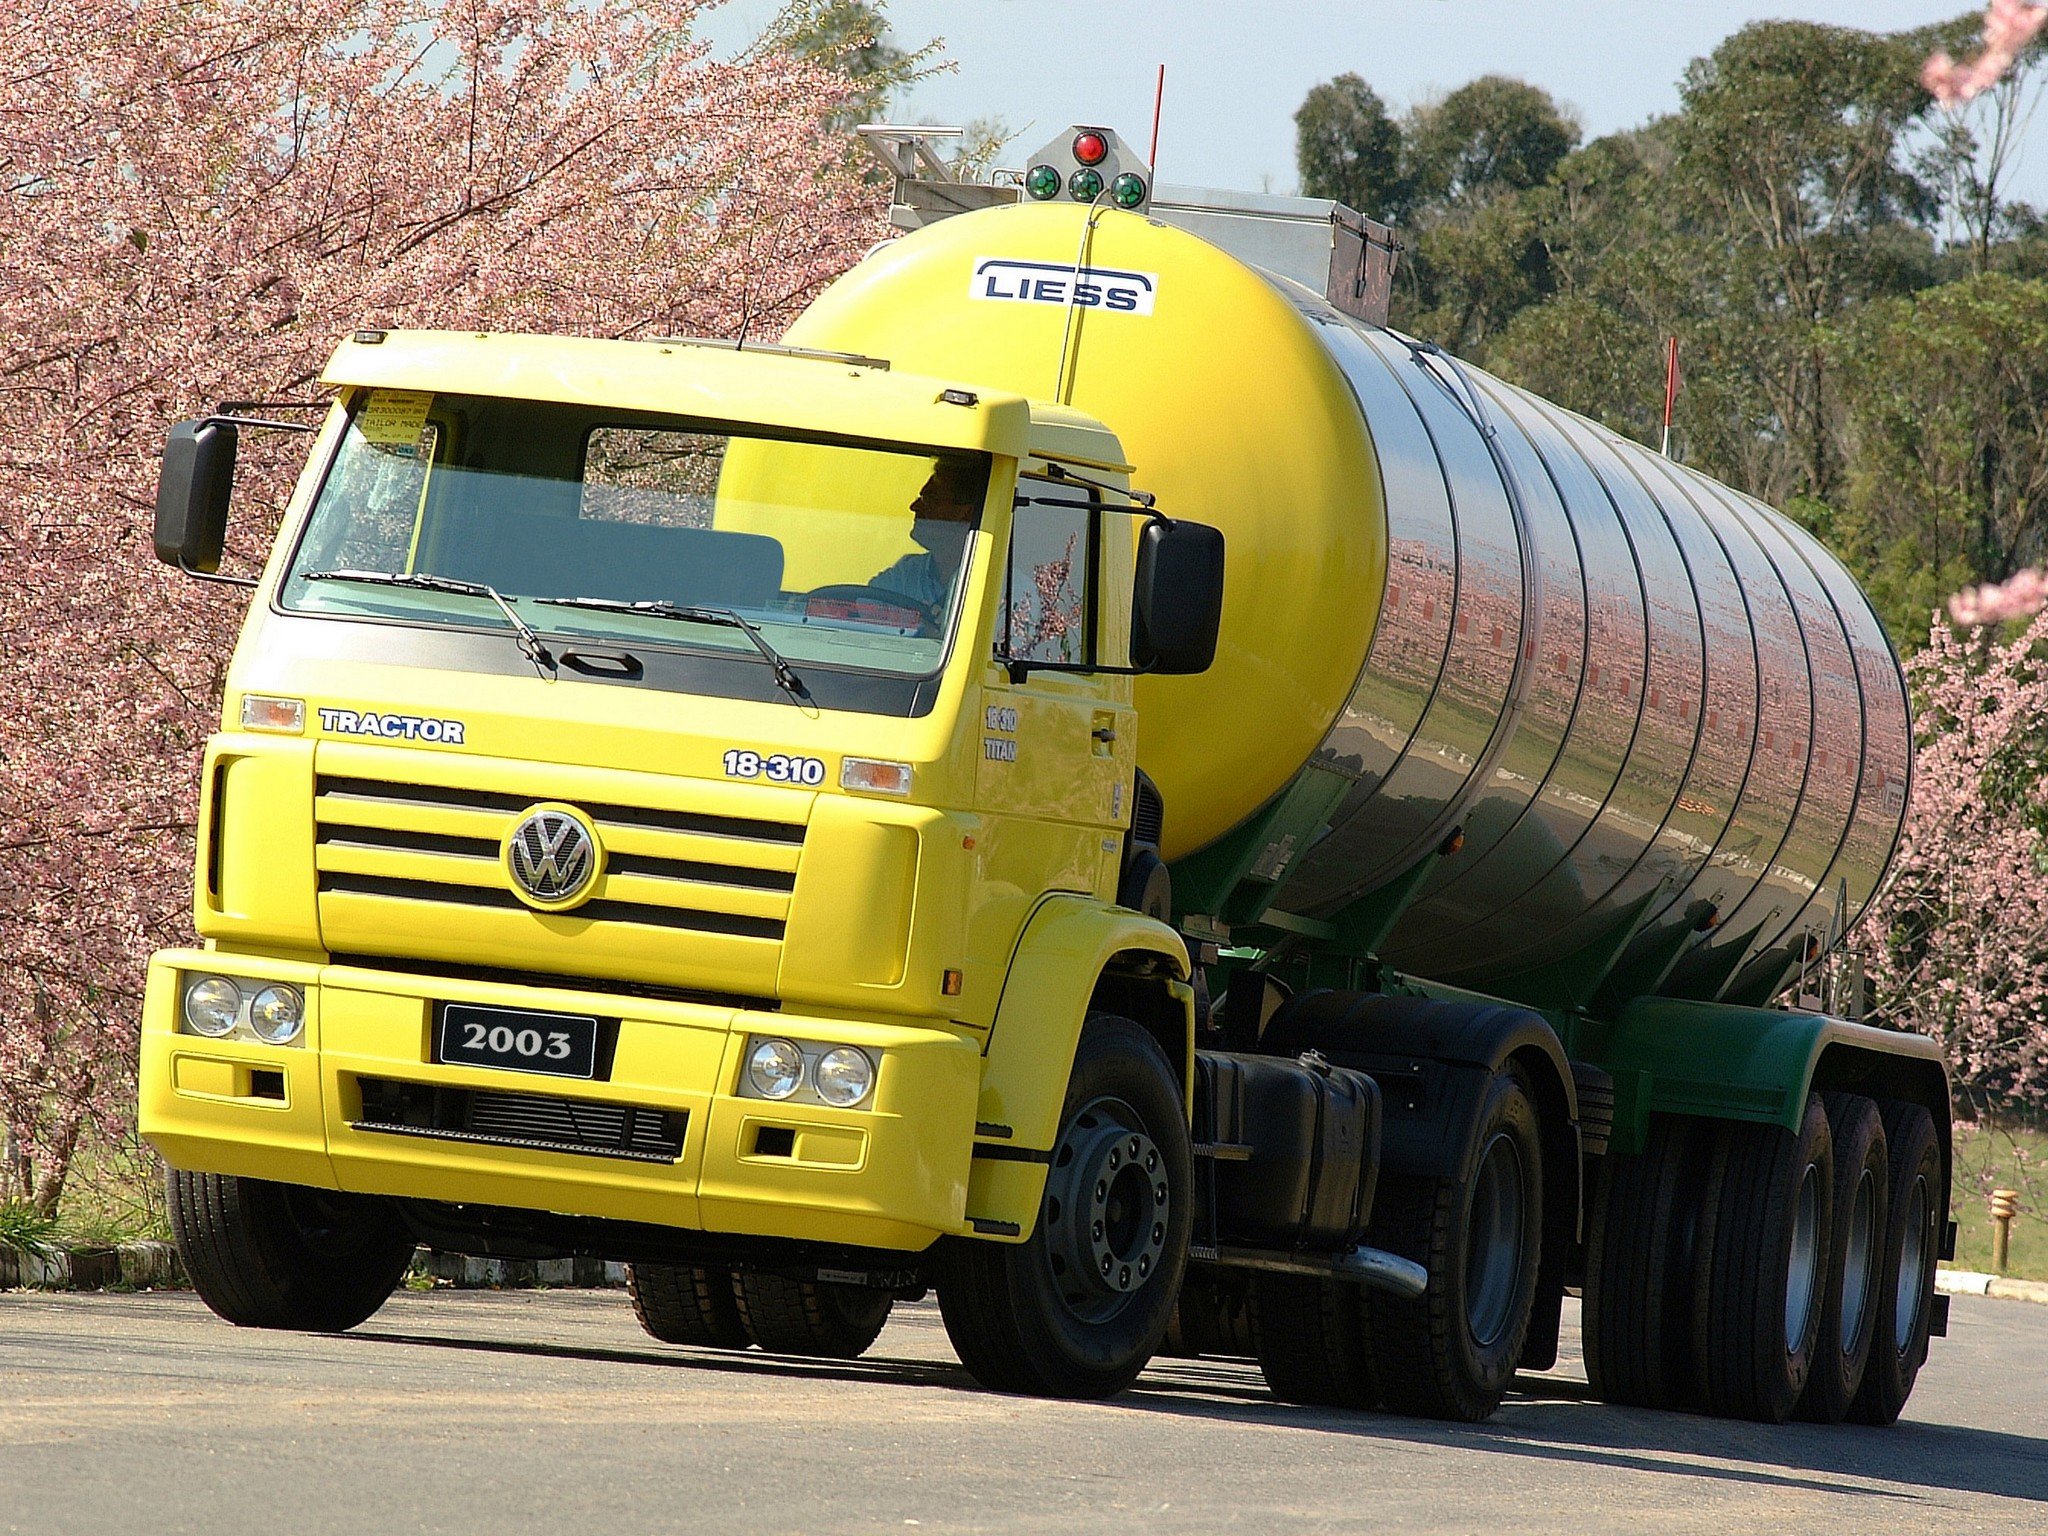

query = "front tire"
[[168, 1169, 414, 1332], [936, 1014, 1192, 1399], [1364, 1064, 1544, 1422]]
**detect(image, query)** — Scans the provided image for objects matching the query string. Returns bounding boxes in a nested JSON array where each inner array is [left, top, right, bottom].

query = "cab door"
[[975, 475, 1135, 889]]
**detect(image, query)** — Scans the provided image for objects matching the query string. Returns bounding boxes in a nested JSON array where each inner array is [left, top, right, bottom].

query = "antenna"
[[1149, 65, 1167, 173], [1661, 336, 1681, 458]]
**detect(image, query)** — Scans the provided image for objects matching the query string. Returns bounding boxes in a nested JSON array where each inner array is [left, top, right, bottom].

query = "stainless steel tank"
[[1278, 293, 1911, 986]]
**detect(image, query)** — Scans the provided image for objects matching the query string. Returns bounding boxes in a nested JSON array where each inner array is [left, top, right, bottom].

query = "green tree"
[[1828, 273, 2048, 640], [1404, 75, 1579, 205], [1669, 20, 1938, 502], [758, 1, 936, 130], [1295, 73, 1408, 220]]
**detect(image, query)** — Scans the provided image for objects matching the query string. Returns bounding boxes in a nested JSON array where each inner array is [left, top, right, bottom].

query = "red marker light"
[[1072, 130, 1109, 166]]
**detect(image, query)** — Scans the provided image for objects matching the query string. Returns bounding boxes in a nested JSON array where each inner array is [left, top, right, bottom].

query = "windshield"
[[279, 389, 989, 680]]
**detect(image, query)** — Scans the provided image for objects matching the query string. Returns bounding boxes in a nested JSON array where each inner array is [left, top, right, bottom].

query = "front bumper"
[[140, 950, 982, 1252]]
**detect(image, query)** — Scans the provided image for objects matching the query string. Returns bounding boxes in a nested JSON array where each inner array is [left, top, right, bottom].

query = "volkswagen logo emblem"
[[503, 804, 601, 909]]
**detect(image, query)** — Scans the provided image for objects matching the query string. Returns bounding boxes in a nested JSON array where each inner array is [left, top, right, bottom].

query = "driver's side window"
[[1005, 479, 1093, 666]]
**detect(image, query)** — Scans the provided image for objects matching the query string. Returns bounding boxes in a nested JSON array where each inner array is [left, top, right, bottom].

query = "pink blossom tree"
[[1924, 0, 2048, 107], [1860, 612, 2048, 1115], [0, 0, 886, 1212]]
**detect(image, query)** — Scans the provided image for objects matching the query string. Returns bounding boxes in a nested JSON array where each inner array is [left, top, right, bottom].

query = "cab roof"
[[322, 329, 1125, 469]]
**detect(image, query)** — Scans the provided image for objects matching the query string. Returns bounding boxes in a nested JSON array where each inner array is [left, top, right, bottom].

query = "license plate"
[[437, 1004, 598, 1080]]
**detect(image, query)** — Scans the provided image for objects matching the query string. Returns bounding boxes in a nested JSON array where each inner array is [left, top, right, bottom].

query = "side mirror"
[[1132, 518, 1225, 675], [154, 419, 239, 574]]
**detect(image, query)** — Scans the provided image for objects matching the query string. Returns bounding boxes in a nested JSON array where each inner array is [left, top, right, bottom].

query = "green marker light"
[[1026, 164, 1062, 201], [1069, 167, 1104, 202], [1111, 173, 1147, 209]]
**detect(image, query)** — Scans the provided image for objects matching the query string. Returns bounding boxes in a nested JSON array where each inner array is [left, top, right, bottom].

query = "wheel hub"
[[1042, 1099, 1170, 1321]]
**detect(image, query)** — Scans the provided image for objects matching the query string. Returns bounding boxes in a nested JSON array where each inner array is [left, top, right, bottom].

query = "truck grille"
[[310, 763, 807, 993], [353, 1076, 687, 1163]]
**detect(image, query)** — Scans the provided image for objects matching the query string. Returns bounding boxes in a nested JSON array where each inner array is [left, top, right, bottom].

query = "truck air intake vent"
[[1131, 773, 1165, 849], [353, 1076, 686, 1162]]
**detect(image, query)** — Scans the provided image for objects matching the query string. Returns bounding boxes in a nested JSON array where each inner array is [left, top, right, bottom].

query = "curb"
[[1937, 1267, 2048, 1305], [417, 1250, 628, 1289], [2, 1241, 627, 1293], [0, 1241, 186, 1292]]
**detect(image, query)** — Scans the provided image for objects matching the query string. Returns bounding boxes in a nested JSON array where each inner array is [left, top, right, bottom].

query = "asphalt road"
[[2, 1287, 2043, 1535]]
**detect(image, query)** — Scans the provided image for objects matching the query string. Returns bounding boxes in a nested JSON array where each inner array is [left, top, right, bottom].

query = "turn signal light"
[[240, 694, 305, 734], [841, 757, 913, 796]]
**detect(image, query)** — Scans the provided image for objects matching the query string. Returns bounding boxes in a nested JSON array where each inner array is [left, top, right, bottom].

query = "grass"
[[1949, 1119, 2048, 1282], [1, 1136, 172, 1257], [0, 1202, 59, 1255]]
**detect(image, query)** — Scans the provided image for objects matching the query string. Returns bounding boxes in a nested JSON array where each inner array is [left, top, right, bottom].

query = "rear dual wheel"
[[1796, 1095, 1887, 1423], [1362, 1065, 1544, 1421], [1849, 1101, 1942, 1425], [627, 1263, 892, 1359], [1255, 1064, 1542, 1422], [1584, 1092, 1940, 1425]]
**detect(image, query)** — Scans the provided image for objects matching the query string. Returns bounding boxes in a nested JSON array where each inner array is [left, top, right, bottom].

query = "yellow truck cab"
[[146, 324, 1221, 1395], [145, 125, 1950, 1425]]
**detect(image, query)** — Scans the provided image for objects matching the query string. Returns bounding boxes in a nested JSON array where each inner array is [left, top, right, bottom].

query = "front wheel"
[[168, 1169, 414, 1332], [936, 1014, 1192, 1399]]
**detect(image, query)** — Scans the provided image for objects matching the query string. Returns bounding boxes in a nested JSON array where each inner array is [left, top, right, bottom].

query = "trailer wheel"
[[1692, 1094, 1833, 1422], [936, 1014, 1192, 1398], [1796, 1094, 1887, 1422], [1363, 1063, 1543, 1422], [732, 1272, 893, 1358], [1582, 1116, 1710, 1409], [1849, 1100, 1942, 1426], [1254, 1274, 1378, 1408], [168, 1168, 413, 1332], [627, 1263, 750, 1350]]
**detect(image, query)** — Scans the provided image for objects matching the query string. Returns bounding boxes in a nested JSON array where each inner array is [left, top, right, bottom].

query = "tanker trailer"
[[782, 126, 1951, 1422], [138, 117, 1952, 1428]]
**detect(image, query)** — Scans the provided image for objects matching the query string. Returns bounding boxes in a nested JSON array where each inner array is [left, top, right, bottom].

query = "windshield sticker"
[[969, 259, 1157, 316], [357, 389, 434, 449], [316, 707, 465, 744]]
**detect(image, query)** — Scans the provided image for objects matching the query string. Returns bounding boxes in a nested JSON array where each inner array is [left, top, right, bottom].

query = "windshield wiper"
[[535, 597, 806, 697], [301, 569, 554, 678]]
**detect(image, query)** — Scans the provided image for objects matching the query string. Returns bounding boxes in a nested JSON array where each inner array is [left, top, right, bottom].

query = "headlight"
[[248, 985, 304, 1044], [814, 1046, 874, 1108], [182, 976, 242, 1037], [747, 1038, 805, 1100]]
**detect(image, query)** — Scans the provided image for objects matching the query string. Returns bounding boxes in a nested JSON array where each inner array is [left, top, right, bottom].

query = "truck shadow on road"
[[344, 1320, 2045, 1509], [1124, 1358, 2048, 1507]]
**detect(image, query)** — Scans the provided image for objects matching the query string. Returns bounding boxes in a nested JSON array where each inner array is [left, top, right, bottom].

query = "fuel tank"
[[785, 203, 1910, 987]]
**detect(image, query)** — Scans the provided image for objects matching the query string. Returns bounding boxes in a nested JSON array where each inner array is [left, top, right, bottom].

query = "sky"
[[700, 1, 2047, 207]]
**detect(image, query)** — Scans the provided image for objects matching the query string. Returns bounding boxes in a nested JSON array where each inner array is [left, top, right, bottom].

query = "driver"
[[869, 457, 982, 615]]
